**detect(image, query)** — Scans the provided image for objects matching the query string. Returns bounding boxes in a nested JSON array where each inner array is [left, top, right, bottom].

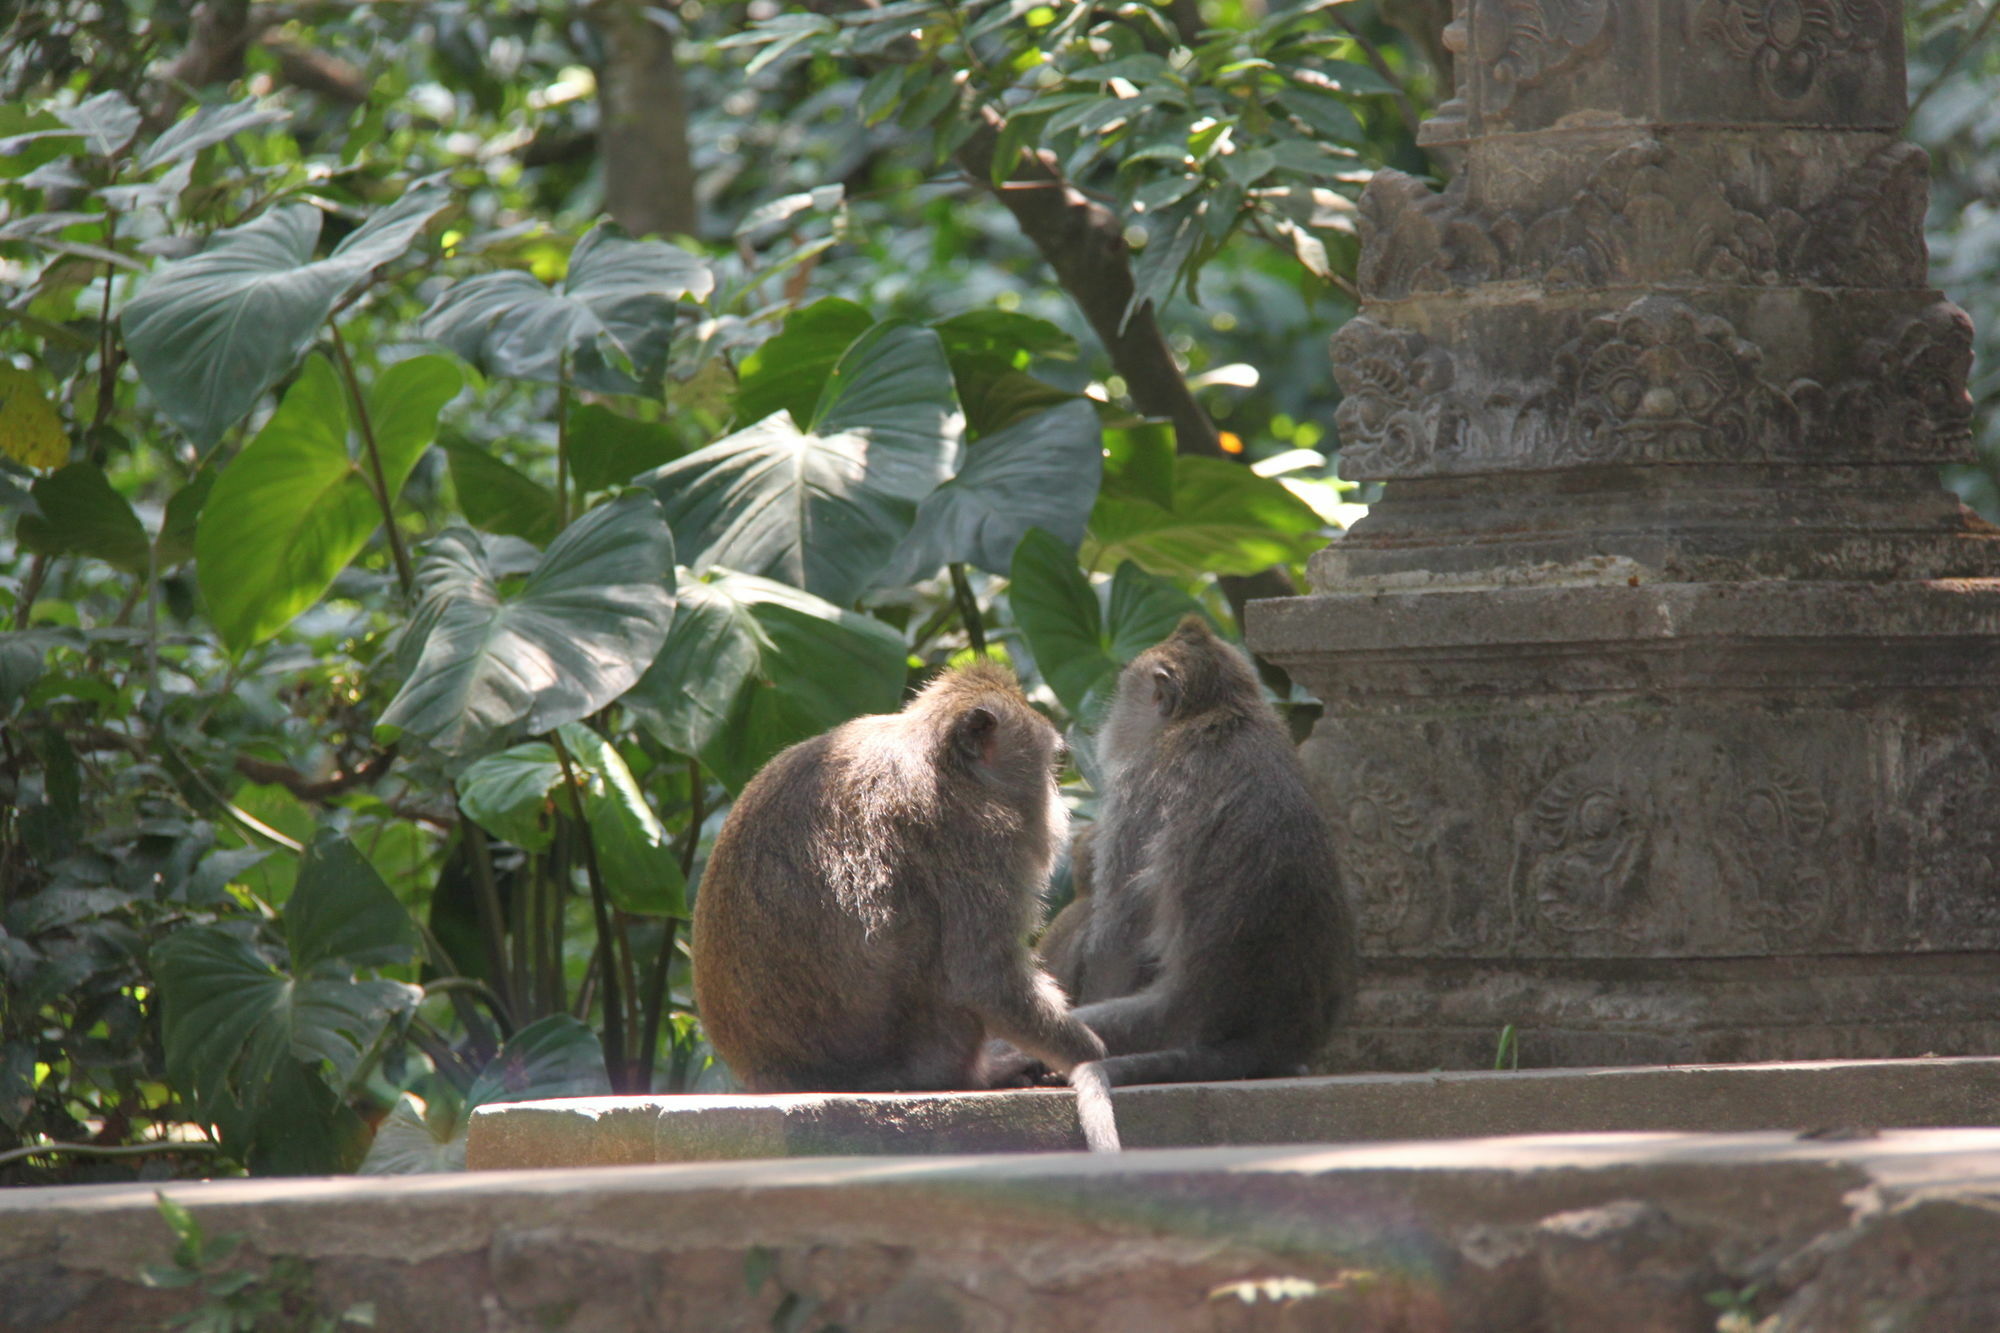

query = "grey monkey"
[[692, 660, 1109, 1103], [1040, 616, 1357, 1092]]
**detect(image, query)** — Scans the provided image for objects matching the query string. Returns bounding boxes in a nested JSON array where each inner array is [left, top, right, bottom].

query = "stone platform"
[[10, 1131, 2000, 1330], [466, 1056, 2000, 1166]]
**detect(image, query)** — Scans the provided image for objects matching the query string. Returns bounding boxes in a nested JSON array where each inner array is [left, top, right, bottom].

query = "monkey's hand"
[[978, 1040, 1052, 1088]]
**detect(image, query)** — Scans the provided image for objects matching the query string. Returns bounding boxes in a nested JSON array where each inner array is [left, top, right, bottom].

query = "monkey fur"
[[1040, 616, 1357, 1093], [692, 660, 1111, 1118]]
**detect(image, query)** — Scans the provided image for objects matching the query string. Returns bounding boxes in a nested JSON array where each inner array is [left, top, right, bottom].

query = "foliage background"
[[1, 0, 1993, 1183]]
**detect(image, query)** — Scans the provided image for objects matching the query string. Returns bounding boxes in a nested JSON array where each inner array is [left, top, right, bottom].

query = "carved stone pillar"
[[1246, 0, 2000, 1071]]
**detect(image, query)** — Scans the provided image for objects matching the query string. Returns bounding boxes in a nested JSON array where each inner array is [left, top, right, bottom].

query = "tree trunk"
[[589, 1, 699, 239]]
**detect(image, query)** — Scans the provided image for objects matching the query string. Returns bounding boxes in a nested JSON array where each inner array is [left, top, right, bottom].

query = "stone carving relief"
[[1897, 729, 2000, 938], [1322, 759, 1464, 951], [1796, 301, 1976, 461], [1509, 752, 1655, 948], [1692, 0, 1888, 101], [1506, 738, 1838, 954], [1473, 0, 1613, 112], [1356, 139, 1928, 300], [1330, 295, 1971, 477], [1715, 763, 1833, 947], [1558, 296, 1801, 464]]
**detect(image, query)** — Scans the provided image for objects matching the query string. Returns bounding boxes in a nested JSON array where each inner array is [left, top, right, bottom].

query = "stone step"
[[9, 1130, 2000, 1330], [467, 1054, 2000, 1167]]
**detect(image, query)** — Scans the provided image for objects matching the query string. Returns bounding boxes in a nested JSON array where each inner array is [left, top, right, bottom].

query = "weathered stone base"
[[12, 1132, 2000, 1331], [1327, 956, 2000, 1072], [1247, 578, 2000, 1070]]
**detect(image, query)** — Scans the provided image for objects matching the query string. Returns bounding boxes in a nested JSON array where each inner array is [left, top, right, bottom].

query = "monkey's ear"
[[1151, 666, 1182, 718], [955, 705, 998, 764]]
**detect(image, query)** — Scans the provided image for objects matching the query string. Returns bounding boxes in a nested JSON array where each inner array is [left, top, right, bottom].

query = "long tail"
[[1069, 1061, 1121, 1152]]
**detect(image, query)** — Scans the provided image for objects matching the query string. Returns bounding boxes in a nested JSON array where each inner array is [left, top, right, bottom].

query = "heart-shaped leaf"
[[444, 441, 561, 545], [1009, 527, 1202, 720], [140, 96, 289, 170], [378, 491, 677, 758], [456, 742, 563, 851], [1084, 455, 1326, 578], [123, 190, 449, 448], [195, 353, 463, 653], [877, 399, 1102, 586], [154, 831, 422, 1127], [643, 322, 961, 603], [422, 223, 713, 395], [16, 463, 149, 573], [58, 91, 140, 157], [622, 569, 906, 792], [730, 296, 874, 428]]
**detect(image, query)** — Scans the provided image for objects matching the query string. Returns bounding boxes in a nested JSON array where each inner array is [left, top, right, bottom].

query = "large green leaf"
[[122, 190, 449, 449], [623, 569, 906, 792], [444, 440, 561, 545], [195, 354, 463, 653], [421, 223, 713, 396], [456, 729, 684, 914], [1083, 455, 1326, 578], [154, 832, 422, 1131], [15, 463, 150, 573], [877, 399, 1102, 586], [556, 723, 684, 916], [731, 296, 873, 428], [1009, 527, 1202, 720], [643, 322, 962, 603], [456, 743, 564, 851], [378, 491, 677, 758], [359, 1015, 611, 1175], [568, 402, 687, 493], [466, 1014, 612, 1109], [140, 96, 288, 170], [284, 830, 422, 973]]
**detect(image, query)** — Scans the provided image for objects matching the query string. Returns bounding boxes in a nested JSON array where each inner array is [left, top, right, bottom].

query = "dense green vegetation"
[[1, 2, 1994, 1182]]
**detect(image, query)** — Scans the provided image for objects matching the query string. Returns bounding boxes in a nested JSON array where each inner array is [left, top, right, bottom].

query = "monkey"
[[691, 659, 1114, 1136], [1035, 615, 1358, 1094]]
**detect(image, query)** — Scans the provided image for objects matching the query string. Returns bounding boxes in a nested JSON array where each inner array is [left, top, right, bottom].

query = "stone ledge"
[[8, 1131, 2000, 1331], [466, 1055, 2000, 1167]]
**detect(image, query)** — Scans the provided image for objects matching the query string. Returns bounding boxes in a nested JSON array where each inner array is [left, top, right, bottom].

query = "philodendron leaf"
[[454, 727, 684, 915], [877, 399, 1102, 586], [378, 491, 677, 758], [444, 441, 561, 545], [623, 569, 905, 792], [556, 723, 684, 916], [422, 223, 713, 395], [456, 743, 563, 851], [730, 296, 873, 428], [195, 354, 463, 653], [284, 830, 422, 974], [643, 322, 962, 603], [1008, 527, 1203, 722], [356, 1091, 464, 1175], [153, 832, 422, 1136], [57, 91, 140, 157], [122, 189, 449, 449], [1083, 455, 1326, 578], [465, 1014, 611, 1109], [16, 463, 149, 573], [140, 96, 289, 170]]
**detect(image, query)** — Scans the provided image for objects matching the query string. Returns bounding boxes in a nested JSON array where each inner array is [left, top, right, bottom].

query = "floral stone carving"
[[1693, 0, 1889, 101]]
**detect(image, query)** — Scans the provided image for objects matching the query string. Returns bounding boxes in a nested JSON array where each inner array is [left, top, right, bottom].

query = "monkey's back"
[[1112, 710, 1355, 1071], [691, 725, 980, 1093]]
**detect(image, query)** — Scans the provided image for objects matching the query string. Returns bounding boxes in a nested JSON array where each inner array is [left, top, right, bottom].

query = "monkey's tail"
[[1069, 1061, 1121, 1152]]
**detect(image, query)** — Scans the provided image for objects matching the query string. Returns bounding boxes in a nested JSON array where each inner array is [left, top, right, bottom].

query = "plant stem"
[[948, 562, 987, 654], [555, 358, 572, 527], [12, 554, 49, 630], [635, 917, 678, 1093], [329, 324, 415, 597], [461, 819, 515, 1024], [92, 211, 120, 453], [552, 728, 626, 1090]]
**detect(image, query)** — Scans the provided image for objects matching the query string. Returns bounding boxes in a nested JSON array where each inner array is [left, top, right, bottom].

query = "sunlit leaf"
[[1084, 456, 1325, 578], [0, 367, 67, 469]]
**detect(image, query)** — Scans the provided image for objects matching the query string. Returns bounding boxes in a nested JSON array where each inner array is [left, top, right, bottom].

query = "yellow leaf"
[[0, 367, 68, 470]]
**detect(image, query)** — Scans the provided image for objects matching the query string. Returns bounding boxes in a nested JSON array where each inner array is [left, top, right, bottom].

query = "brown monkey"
[[1040, 616, 1357, 1090], [692, 660, 1109, 1103]]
